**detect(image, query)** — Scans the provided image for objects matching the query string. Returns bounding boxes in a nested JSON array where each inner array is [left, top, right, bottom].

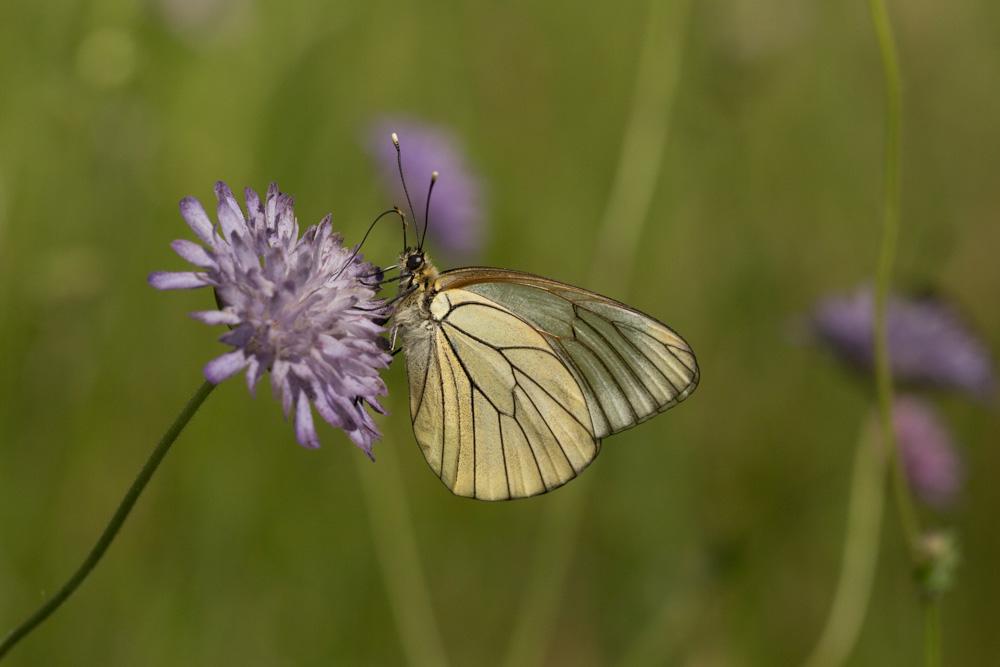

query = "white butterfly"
[[382, 136, 698, 500]]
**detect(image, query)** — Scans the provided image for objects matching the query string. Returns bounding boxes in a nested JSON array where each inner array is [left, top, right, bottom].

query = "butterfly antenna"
[[333, 207, 404, 280], [419, 170, 438, 250], [392, 132, 418, 248], [396, 206, 407, 251]]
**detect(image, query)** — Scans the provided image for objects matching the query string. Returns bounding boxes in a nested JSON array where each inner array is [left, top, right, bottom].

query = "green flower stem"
[[0, 380, 216, 662], [868, 0, 920, 559], [868, 2, 941, 665], [503, 2, 690, 666], [803, 420, 886, 667]]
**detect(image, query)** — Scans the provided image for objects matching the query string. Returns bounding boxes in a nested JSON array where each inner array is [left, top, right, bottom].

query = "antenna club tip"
[[390, 132, 400, 147], [431, 171, 439, 182]]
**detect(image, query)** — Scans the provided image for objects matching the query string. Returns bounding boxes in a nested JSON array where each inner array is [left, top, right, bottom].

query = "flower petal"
[[264, 183, 279, 230], [204, 350, 249, 384], [895, 396, 963, 510], [189, 310, 241, 325], [347, 423, 377, 459], [179, 197, 216, 246], [812, 286, 995, 399], [245, 187, 265, 239], [245, 357, 264, 395], [148, 271, 207, 290], [215, 181, 247, 242], [219, 322, 254, 347], [275, 192, 296, 242], [171, 239, 215, 268], [295, 393, 320, 449]]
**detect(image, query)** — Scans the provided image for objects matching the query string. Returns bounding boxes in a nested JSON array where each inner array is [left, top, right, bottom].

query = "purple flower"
[[893, 396, 963, 510], [150, 182, 391, 455], [367, 117, 484, 258], [812, 286, 995, 399]]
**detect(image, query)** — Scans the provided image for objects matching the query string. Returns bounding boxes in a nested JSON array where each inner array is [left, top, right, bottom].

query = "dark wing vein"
[[573, 305, 658, 406], [440, 326, 509, 415], [441, 319, 593, 434], [506, 357, 594, 433], [611, 321, 682, 395], [470, 378, 477, 498], [497, 407, 511, 498], [544, 332, 612, 434], [570, 315, 643, 420], [513, 369, 579, 474], [446, 300, 518, 319], [411, 335, 435, 426], [441, 331, 458, 479], [619, 322, 698, 379], [511, 399, 547, 488]]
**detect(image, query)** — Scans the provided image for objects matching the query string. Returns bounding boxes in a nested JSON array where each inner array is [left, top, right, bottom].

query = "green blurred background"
[[2, 0, 999, 664]]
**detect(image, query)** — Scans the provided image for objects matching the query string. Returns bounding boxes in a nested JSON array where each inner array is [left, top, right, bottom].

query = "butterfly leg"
[[389, 324, 400, 354]]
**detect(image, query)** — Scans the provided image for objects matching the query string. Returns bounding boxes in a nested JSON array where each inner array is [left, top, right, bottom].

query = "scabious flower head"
[[150, 182, 391, 455], [367, 117, 485, 258], [893, 395, 963, 510], [812, 286, 995, 399]]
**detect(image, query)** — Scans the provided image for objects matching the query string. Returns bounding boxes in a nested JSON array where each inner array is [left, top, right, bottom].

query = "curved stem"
[[803, 419, 885, 667], [868, 0, 919, 558], [503, 2, 691, 666], [868, 3, 942, 664], [0, 380, 216, 661]]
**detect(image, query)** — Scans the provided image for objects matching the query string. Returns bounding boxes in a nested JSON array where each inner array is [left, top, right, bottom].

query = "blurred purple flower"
[[812, 286, 995, 399], [150, 182, 391, 455], [367, 117, 484, 258], [893, 395, 963, 510]]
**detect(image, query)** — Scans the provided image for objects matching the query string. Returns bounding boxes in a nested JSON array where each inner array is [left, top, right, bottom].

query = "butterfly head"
[[399, 247, 439, 292]]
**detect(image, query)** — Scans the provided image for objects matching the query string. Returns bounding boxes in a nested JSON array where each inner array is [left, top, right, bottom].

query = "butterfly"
[[380, 135, 699, 501]]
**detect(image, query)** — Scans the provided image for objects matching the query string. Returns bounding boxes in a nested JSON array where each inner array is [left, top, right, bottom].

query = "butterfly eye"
[[406, 254, 424, 272]]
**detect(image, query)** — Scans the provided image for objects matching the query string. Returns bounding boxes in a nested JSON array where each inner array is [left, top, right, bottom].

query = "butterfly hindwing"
[[405, 288, 598, 500]]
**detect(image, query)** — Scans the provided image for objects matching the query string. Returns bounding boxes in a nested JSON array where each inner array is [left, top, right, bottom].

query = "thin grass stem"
[[354, 413, 450, 667], [868, 3, 943, 664], [502, 2, 691, 665], [868, 0, 920, 559], [803, 419, 886, 667]]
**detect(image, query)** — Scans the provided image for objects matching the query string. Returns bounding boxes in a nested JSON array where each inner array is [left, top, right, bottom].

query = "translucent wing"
[[403, 268, 698, 501], [405, 288, 599, 500], [438, 268, 700, 438]]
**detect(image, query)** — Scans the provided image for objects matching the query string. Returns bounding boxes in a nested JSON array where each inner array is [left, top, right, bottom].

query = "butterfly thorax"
[[391, 248, 442, 340]]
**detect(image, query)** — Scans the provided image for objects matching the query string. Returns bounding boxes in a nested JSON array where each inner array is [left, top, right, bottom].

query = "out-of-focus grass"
[[1, 1, 999, 665]]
